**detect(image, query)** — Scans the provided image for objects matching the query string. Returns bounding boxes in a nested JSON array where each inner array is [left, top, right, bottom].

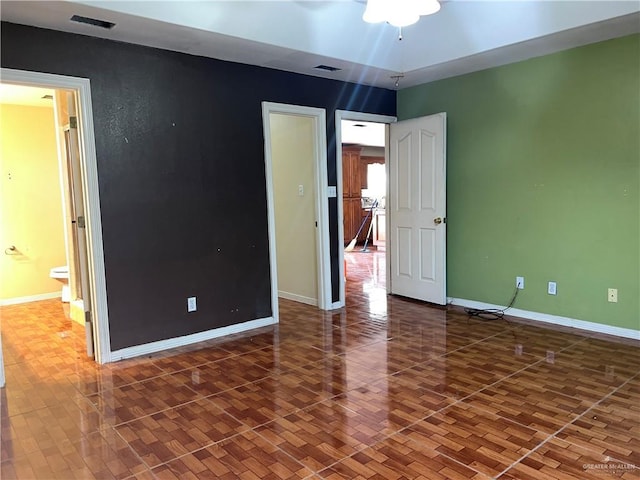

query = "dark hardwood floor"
[[1, 250, 638, 479]]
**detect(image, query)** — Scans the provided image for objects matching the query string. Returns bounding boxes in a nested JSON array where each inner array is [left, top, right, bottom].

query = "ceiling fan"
[[361, 0, 441, 27]]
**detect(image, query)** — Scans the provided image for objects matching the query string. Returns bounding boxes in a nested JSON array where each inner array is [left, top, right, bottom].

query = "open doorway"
[[341, 120, 388, 308], [336, 111, 396, 309], [0, 83, 94, 356], [337, 111, 447, 309], [0, 85, 68, 304], [262, 102, 331, 321], [270, 112, 319, 307], [0, 68, 110, 376]]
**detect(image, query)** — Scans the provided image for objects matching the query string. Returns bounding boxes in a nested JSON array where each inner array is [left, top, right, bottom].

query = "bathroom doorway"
[[0, 68, 110, 368], [1, 84, 92, 355], [0, 85, 67, 303]]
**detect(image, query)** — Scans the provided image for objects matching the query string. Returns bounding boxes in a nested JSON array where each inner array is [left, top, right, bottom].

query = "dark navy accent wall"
[[1, 22, 395, 351]]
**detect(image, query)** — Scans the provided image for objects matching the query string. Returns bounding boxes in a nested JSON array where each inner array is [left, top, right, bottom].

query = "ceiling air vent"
[[314, 65, 341, 72], [70, 15, 116, 29]]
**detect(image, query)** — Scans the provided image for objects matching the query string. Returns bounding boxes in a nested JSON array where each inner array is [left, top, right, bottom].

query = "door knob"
[[434, 217, 443, 225]]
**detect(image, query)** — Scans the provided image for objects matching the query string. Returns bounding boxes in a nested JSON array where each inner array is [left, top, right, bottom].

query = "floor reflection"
[[347, 249, 387, 316]]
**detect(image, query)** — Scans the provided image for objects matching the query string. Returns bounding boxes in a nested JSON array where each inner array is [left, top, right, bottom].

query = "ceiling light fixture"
[[391, 74, 404, 88], [363, 0, 441, 28]]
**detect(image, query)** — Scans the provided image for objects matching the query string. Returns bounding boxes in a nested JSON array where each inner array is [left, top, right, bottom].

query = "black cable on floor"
[[464, 283, 520, 321]]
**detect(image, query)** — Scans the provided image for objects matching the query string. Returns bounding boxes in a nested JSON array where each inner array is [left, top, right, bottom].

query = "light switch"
[[298, 184, 304, 196]]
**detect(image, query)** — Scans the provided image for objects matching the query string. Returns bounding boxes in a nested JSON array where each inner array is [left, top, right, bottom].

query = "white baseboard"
[[278, 291, 318, 307], [0, 292, 62, 306], [448, 297, 640, 340], [110, 316, 277, 362], [330, 301, 344, 310]]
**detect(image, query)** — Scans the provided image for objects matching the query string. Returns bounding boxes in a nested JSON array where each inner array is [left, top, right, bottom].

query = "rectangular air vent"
[[314, 65, 341, 72], [70, 15, 116, 29]]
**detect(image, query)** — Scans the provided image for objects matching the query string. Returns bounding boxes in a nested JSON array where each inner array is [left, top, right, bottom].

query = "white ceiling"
[[0, 84, 55, 107], [342, 120, 385, 147], [1, 1, 639, 90]]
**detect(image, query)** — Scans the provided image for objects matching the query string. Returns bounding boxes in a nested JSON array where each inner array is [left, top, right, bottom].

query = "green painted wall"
[[398, 34, 639, 331]]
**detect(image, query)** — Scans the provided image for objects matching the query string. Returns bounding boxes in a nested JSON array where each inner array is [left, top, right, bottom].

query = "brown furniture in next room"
[[342, 146, 385, 246], [342, 146, 366, 244]]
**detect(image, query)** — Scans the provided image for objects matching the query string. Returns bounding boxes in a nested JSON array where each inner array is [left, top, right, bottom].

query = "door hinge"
[[77, 215, 86, 228], [69, 116, 78, 129]]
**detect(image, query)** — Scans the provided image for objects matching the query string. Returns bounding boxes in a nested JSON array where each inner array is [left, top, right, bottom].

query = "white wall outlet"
[[548, 281, 557, 295], [327, 185, 337, 197], [187, 296, 197, 312], [608, 288, 618, 303], [516, 276, 524, 289], [298, 184, 304, 196]]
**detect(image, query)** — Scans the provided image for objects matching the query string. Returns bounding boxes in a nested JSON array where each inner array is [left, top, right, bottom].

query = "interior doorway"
[[262, 102, 330, 321], [270, 112, 319, 307], [337, 111, 447, 308], [341, 120, 388, 306], [336, 110, 396, 308], [0, 68, 110, 370], [0, 83, 93, 356]]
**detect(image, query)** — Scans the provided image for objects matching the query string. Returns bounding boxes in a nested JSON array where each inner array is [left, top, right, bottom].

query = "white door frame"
[[335, 110, 397, 308], [1, 68, 111, 364], [262, 102, 330, 320]]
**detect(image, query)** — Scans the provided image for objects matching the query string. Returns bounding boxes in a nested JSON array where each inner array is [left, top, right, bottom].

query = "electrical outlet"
[[548, 281, 557, 295], [298, 184, 304, 196], [516, 276, 524, 289], [187, 296, 197, 312], [608, 288, 618, 303]]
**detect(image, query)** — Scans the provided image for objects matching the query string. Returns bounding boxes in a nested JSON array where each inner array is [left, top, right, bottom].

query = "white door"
[[389, 113, 446, 304], [61, 91, 94, 357]]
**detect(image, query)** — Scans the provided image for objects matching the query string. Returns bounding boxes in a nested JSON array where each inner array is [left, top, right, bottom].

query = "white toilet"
[[50, 266, 70, 302]]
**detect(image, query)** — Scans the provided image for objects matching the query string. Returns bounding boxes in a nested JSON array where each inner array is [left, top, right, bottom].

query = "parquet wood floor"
[[1, 249, 639, 479]]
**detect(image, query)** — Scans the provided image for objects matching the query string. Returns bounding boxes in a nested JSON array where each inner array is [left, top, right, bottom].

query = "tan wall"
[[270, 113, 318, 304], [0, 104, 67, 301]]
